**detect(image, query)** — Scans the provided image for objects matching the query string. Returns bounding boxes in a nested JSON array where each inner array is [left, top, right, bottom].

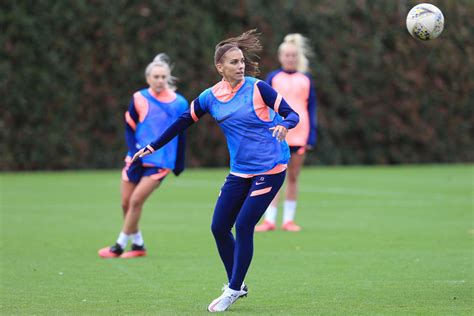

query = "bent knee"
[[211, 223, 230, 237], [235, 222, 254, 236], [121, 200, 129, 212], [128, 198, 144, 211], [211, 223, 223, 235]]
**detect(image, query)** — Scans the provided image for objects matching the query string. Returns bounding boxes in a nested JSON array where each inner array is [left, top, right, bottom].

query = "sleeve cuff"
[[278, 121, 292, 130], [146, 145, 155, 153]]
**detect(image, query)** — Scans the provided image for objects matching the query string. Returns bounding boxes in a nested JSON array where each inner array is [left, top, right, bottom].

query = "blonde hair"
[[214, 29, 263, 77], [144, 53, 177, 91], [278, 33, 313, 73]]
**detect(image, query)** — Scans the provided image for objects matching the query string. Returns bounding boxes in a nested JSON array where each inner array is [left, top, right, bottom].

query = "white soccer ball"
[[406, 3, 444, 41]]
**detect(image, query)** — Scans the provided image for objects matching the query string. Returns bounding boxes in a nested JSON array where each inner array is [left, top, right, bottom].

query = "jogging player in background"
[[98, 53, 188, 258], [255, 33, 317, 232]]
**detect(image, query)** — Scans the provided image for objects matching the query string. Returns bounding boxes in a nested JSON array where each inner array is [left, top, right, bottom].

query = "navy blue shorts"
[[122, 162, 170, 184], [289, 146, 306, 155]]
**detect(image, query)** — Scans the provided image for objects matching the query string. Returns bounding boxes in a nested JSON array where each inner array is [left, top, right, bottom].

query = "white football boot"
[[207, 283, 248, 312]]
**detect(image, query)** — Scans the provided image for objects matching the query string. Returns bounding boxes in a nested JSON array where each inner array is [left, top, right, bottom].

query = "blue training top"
[[198, 77, 289, 174], [148, 76, 300, 175], [125, 88, 188, 172]]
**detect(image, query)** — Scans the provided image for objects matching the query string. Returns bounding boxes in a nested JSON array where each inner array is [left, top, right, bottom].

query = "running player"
[[98, 53, 188, 258]]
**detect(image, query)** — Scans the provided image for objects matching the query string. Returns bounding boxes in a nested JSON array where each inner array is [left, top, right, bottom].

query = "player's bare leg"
[[282, 152, 305, 231], [99, 177, 161, 258], [122, 176, 161, 234], [121, 180, 136, 218], [255, 190, 279, 231]]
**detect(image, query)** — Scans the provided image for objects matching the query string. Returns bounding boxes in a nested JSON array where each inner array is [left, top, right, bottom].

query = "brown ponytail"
[[214, 29, 262, 77]]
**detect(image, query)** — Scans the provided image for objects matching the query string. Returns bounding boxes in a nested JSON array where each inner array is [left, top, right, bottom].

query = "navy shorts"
[[289, 146, 306, 155], [122, 162, 170, 184]]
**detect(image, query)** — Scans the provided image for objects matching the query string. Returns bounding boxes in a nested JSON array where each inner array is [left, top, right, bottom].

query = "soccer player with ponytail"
[[132, 30, 299, 312], [98, 54, 188, 258]]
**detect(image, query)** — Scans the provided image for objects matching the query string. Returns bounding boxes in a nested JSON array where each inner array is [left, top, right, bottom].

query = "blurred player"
[[98, 53, 188, 258], [255, 34, 317, 232], [132, 30, 299, 312]]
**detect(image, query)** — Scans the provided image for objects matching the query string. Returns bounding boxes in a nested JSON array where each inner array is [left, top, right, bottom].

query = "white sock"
[[131, 231, 144, 246], [264, 205, 278, 224], [116, 232, 130, 249], [283, 200, 297, 224]]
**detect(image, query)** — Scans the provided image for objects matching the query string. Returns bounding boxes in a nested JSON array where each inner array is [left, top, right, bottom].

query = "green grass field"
[[1, 165, 473, 315]]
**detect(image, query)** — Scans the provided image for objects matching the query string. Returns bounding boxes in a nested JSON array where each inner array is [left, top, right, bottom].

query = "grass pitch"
[[1, 164, 472, 315]]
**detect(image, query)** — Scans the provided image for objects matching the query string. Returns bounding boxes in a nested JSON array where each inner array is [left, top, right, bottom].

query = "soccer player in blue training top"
[[132, 30, 299, 312], [98, 53, 188, 259]]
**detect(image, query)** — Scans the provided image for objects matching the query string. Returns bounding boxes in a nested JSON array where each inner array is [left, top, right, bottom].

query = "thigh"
[[129, 176, 162, 204], [237, 171, 287, 226], [288, 152, 306, 180], [212, 174, 252, 230], [121, 180, 137, 204]]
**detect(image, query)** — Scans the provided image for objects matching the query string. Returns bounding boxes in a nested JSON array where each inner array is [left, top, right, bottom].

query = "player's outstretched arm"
[[131, 110, 196, 163]]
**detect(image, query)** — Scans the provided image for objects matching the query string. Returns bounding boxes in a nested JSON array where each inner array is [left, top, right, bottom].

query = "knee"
[[235, 222, 253, 236], [287, 172, 299, 183], [121, 200, 129, 213], [128, 197, 143, 212], [211, 222, 229, 237]]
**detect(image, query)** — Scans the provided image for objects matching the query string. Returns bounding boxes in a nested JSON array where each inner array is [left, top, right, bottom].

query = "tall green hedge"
[[2, 0, 473, 170]]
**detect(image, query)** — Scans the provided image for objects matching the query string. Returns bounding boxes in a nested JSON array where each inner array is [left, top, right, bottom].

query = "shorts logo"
[[256, 177, 265, 185]]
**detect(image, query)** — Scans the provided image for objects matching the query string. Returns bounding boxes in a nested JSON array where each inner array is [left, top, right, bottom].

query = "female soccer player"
[[98, 53, 188, 258], [132, 30, 299, 312], [255, 34, 317, 232]]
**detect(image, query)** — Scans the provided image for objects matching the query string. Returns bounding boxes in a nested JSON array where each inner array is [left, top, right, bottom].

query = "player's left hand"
[[269, 125, 288, 142], [131, 147, 152, 163]]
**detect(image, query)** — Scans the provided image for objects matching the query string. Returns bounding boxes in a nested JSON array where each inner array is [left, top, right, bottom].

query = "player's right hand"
[[269, 125, 288, 142]]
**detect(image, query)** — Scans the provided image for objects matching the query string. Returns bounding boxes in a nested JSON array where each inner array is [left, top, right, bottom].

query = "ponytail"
[[144, 53, 177, 91], [214, 29, 262, 77]]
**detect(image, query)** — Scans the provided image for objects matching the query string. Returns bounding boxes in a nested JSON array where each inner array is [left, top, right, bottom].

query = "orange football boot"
[[281, 221, 301, 232], [255, 220, 276, 232], [98, 244, 123, 258], [120, 244, 147, 258]]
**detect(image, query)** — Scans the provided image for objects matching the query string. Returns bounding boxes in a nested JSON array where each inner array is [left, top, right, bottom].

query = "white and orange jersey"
[[266, 69, 317, 147]]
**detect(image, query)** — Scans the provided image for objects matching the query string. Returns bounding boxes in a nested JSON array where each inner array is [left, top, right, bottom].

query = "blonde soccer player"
[[256, 34, 318, 232], [98, 54, 188, 258]]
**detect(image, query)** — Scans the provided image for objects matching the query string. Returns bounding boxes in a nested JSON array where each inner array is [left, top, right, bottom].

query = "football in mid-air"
[[406, 3, 444, 41]]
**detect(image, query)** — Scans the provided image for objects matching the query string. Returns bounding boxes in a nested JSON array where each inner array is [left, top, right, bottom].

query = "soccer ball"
[[406, 3, 444, 41]]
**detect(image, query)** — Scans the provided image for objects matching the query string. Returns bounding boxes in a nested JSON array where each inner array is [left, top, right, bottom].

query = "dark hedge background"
[[2, 0, 473, 170]]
